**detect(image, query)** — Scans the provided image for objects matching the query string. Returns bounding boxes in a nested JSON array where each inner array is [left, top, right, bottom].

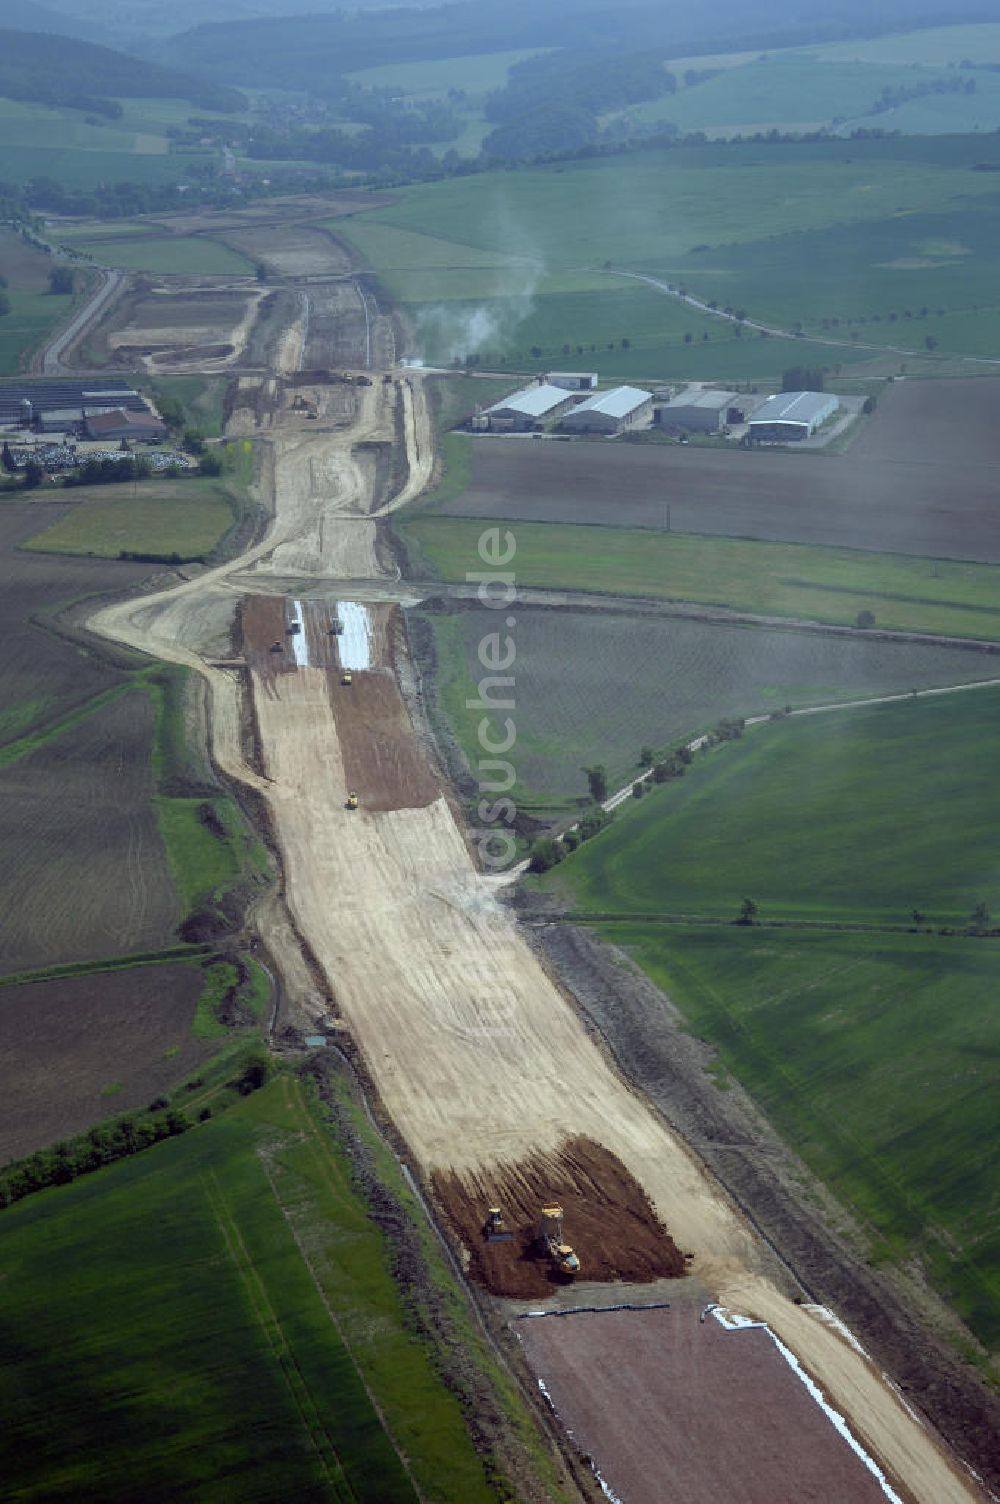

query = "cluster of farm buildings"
[[471, 373, 840, 443], [0, 379, 192, 474]]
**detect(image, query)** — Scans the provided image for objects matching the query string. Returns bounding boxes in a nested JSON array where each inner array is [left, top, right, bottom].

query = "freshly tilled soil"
[[433, 1136, 686, 1299]]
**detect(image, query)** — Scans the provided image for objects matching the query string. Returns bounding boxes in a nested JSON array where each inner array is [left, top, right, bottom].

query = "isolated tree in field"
[[199, 451, 223, 476], [969, 900, 991, 934], [856, 609, 876, 629], [0, 292, 9, 318], [48, 266, 73, 295], [639, 745, 655, 767], [911, 909, 926, 925], [683, 332, 693, 344], [529, 836, 563, 873], [530, 345, 542, 358], [924, 335, 938, 351], [583, 764, 608, 802], [737, 897, 758, 926]]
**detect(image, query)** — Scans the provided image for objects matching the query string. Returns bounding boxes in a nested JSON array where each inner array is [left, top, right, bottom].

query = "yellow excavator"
[[346, 791, 359, 810], [341, 669, 353, 686], [537, 1205, 580, 1278]]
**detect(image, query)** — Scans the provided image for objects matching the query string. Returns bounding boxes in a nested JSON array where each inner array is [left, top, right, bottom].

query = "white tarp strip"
[[337, 601, 373, 670], [290, 601, 308, 667], [710, 1307, 903, 1504]]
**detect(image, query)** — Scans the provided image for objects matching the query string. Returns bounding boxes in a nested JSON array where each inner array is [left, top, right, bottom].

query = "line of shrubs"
[[0, 1108, 193, 1209], [0, 1051, 272, 1211]]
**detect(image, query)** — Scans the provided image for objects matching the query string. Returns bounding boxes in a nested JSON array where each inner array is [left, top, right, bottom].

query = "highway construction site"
[[76, 211, 998, 1504]]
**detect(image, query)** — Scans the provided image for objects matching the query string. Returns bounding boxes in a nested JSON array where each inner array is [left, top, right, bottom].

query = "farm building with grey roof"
[[484, 383, 574, 431], [559, 386, 653, 436], [748, 391, 838, 441]]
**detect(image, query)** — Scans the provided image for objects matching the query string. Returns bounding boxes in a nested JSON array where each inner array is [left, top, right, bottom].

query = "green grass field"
[[147, 375, 230, 439], [548, 687, 1000, 925], [0, 1072, 513, 1502], [593, 922, 1000, 1348], [418, 603, 995, 818], [402, 512, 1000, 640], [0, 144, 199, 188], [538, 687, 1000, 1344], [0, 228, 86, 374], [343, 135, 1000, 366], [60, 233, 253, 275], [346, 47, 549, 98], [22, 479, 236, 561]]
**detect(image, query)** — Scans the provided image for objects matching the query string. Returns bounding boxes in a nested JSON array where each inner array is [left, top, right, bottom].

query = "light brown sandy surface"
[[89, 345, 987, 1504]]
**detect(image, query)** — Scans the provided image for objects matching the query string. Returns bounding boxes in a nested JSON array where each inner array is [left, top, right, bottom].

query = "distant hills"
[[158, 0, 1000, 89], [0, 29, 246, 114]]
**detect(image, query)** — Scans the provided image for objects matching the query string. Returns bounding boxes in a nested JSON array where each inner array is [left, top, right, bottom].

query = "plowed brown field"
[[0, 963, 207, 1162], [446, 379, 1000, 562]]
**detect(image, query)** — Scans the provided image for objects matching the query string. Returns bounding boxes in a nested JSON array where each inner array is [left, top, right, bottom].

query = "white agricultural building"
[[657, 387, 739, 434], [559, 385, 653, 436], [483, 383, 573, 431], [747, 390, 838, 442]]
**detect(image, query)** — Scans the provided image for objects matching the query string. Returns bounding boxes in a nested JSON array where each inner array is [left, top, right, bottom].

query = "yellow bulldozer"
[[537, 1205, 580, 1278], [483, 1206, 513, 1243]]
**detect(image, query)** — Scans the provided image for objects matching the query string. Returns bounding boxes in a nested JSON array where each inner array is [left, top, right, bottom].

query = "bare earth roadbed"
[[517, 1307, 890, 1504], [89, 363, 990, 1504]]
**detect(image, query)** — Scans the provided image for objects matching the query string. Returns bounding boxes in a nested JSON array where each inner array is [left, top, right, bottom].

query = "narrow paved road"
[[38, 267, 124, 374]]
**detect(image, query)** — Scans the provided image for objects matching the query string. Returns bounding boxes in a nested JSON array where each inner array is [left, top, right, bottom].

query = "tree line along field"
[[538, 687, 1000, 1350], [341, 132, 1000, 369], [0, 1068, 559, 1504], [0, 228, 88, 375], [418, 604, 1000, 817]]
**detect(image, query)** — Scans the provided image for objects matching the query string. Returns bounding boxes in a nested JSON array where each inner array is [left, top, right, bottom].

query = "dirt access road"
[[89, 330, 986, 1504]]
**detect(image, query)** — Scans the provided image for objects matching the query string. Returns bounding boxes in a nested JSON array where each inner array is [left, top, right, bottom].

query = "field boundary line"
[[0, 944, 211, 988], [201, 1165, 358, 1503], [256, 1076, 426, 1503]]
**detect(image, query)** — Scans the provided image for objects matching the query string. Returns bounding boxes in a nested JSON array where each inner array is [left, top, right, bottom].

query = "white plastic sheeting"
[[709, 1307, 903, 1504], [289, 600, 308, 667], [337, 601, 373, 670]]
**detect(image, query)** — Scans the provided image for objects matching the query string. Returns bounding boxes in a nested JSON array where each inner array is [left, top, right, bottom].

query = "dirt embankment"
[[434, 1136, 686, 1299], [536, 923, 1000, 1498]]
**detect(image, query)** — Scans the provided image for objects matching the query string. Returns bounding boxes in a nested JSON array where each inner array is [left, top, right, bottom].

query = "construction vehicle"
[[346, 791, 359, 810], [286, 621, 301, 635], [341, 669, 353, 686], [269, 640, 283, 653], [483, 1206, 513, 1243], [537, 1205, 580, 1278]]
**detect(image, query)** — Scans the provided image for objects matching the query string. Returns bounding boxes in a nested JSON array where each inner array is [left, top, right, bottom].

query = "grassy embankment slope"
[[340, 132, 1000, 375], [541, 688, 1000, 1349], [0, 1068, 548, 1503], [0, 227, 91, 374]]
